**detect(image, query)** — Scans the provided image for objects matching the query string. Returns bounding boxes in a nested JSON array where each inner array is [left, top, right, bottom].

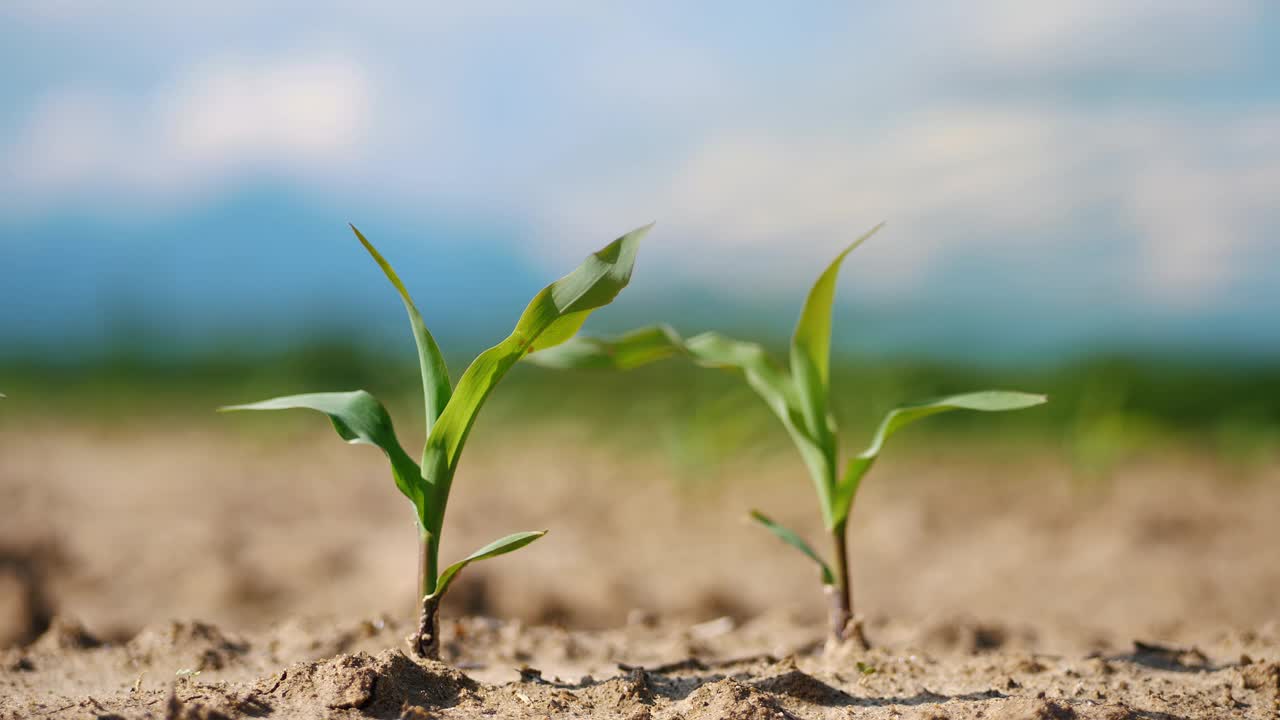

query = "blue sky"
[[2, 2, 1278, 363]]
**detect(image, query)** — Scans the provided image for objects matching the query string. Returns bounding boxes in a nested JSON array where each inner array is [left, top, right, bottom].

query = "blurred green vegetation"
[[2, 343, 1277, 477]]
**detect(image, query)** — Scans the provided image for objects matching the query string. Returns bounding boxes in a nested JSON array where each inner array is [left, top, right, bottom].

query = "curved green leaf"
[[790, 223, 883, 446], [526, 324, 841, 527], [749, 510, 833, 585], [832, 390, 1047, 525], [524, 324, 684, 370], [683, 332, 798, 410], [419, 224, 651, 530], [646, 330, 840, 527], [525, 326, 796, 406], [219, 391, 425, 515], [350, 225, 451, 438], [428, 530, 546, 600]]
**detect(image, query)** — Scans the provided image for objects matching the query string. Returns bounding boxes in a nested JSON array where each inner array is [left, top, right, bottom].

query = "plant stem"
[[411, 531, 441, 659], [827, 520, 870, 649], [417, 531, 438, 601], [413, 594, 441, 660]]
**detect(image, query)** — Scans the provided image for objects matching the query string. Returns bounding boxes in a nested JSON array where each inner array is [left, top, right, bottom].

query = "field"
[[2, 358, 1279, 718]]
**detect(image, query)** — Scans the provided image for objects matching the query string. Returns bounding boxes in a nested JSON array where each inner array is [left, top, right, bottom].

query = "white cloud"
[[3, 2, 1277, 316], [13, 91, 121, 191], [528, 108, 1075, 291], [162, 56, 369, 168], [1126, 115, 1280, 305], [529, 104, 1280, 306], [5, 53, 373, 210], [911, 0, 1258, 78]]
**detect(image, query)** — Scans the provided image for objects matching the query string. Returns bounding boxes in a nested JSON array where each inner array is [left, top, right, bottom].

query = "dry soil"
[[1, 422, 1277, 718]]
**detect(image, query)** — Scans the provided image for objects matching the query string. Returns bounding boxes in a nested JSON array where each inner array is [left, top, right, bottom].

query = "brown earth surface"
[[2, 421, 1278, 718], [3, 614, 1279, 719]]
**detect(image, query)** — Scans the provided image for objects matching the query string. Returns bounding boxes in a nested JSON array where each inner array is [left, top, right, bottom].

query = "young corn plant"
[[221, 223, 650, 659], [528, 224, 1046, 648]]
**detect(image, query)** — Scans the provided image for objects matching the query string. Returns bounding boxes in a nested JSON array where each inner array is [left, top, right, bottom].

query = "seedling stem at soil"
[[528, 224, 1046, 648], [221, 223, 649, 659]]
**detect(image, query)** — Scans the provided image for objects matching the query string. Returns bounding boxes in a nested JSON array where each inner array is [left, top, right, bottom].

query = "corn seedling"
[[528, 224, 1045, 648], [221, 223, 650, 658]]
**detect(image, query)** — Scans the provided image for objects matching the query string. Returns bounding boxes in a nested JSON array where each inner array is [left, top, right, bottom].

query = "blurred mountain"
[[3, 187, 1278, 366]]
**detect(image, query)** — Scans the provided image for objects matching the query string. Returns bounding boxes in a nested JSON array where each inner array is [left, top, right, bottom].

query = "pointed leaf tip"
[[348, 224, 452, 435], [863, 389, 1048, 459], [217, 391, 427, 521], [749, 510, 835, 585], [790, 222, 886, 444], [428, 530, 547, 600], [831, 389, 1047, 527], [426, 226, 648, 472]]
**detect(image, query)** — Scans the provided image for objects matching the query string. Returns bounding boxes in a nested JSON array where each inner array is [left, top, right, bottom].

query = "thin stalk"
[[412, 530, 441, 659], [827, 520, 870, 649]]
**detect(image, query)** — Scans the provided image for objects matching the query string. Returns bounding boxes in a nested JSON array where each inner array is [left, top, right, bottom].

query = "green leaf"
[[419, 224, 651, 531], [749, 510, 834, 585], [524, 324, 684, 370], [428, 530, 547, 600], [789, 223, 883, 447], [219, 391, 426, 517], [524, 326, 797, 413], [679, 333, 803, 425], [525, 325, 841, 528], [683, 332, 840, 528], [350, 225, 451, 438], [832, 390, 1047, 525]]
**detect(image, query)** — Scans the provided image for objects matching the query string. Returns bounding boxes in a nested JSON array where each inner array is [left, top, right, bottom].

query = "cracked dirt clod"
[[129, 621, 249, 671], [1130, 640, 1211, 670], [750, 668, 853, 706], [1241, 661, 1279, 692], [31, 615, 100, 652], [324, 654, 375, 709], [577, 666, 655, 712], [990, 698, 1077, 719], [165, 690, 235, 720], [265, 649, 476, 715], [677, 678, 797, 720]]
